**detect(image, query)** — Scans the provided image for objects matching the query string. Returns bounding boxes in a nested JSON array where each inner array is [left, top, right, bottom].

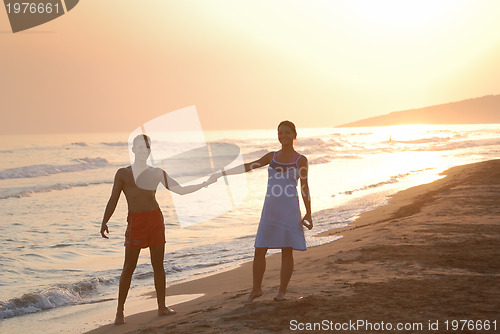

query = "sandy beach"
[[87, 159, 500, 334]]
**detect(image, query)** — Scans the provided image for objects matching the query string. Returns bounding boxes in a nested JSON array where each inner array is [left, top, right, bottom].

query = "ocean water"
[[1, 124, 499, 333]]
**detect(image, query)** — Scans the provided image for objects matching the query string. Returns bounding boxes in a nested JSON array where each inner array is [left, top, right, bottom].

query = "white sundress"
[[254, 152, 306, 251]]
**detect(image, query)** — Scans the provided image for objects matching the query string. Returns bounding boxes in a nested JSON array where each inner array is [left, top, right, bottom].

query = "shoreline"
[[87, 159, 500, 333]]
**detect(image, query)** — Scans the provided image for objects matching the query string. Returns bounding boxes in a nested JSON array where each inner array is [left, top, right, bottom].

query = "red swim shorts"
[[125, 208, 165, 249]]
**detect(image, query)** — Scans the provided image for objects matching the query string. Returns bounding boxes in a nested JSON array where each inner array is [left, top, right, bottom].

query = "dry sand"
[[87, 159, 500, 333]]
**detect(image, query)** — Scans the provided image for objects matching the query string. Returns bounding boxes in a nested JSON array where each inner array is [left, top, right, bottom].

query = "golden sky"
[[1, 0, 499, 133]]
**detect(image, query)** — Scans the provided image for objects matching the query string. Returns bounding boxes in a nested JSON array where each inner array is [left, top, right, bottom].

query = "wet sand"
[[87, 159, 500, 333]]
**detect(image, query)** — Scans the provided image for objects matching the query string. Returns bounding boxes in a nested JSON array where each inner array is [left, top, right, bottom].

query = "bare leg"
[[245, 247, 267, 304], [275, 247, 293, 301], [115, 247, 141, 324], [150, 244, 175, 315]]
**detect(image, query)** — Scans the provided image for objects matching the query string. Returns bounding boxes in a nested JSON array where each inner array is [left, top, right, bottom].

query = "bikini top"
[[269, 151, 301, 172]]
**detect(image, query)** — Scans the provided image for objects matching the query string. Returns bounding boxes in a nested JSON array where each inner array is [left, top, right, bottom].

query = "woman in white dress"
[[214, 121, 312, 303]]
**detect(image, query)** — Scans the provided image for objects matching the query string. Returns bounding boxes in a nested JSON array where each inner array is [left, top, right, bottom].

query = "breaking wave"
[[0, 158, 109, 180], [0, 180, 113, 199], [0, 277, 115, 320]]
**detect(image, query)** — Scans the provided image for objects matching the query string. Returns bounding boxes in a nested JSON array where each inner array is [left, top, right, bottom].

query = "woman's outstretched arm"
[[215, 152, 274, 177]]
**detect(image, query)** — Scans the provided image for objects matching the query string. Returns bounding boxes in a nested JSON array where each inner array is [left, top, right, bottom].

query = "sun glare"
[[361, 124, 439, 144], [385, 124, 437, 142], [344, 0, 458, 29]]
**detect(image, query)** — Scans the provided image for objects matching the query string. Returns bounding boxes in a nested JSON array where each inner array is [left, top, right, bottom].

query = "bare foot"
[[273, 293, 287, 302], [244, 289, 263, 304], [158, 307, 176, 316], [114, 311, 125, 325]]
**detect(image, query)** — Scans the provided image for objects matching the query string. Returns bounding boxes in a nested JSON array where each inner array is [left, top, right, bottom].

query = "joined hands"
[[205, 172, 222, 187]]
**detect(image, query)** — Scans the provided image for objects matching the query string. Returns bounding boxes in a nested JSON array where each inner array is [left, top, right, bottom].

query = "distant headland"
[[337, 94, 500, 127]]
